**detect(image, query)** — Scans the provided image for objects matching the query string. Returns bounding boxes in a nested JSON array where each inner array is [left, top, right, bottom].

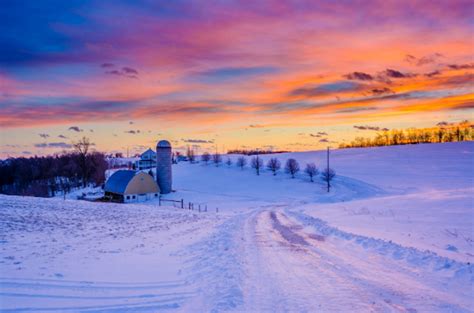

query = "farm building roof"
[[104, 170, 136, 194], [157, 140, 171, 148]]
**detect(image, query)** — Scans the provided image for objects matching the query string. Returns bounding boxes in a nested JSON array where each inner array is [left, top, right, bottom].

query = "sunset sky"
[[1, 0, 473, 157]]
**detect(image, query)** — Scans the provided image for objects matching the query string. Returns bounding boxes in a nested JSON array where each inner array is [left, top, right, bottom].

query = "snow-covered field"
[[1, 142, 473, 312]]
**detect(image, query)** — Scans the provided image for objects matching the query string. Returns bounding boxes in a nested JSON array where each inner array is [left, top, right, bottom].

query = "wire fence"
[[159, 197, 218, 213]]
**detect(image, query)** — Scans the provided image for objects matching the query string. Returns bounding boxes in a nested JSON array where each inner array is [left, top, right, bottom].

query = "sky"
[[0, 0, 473, 158]]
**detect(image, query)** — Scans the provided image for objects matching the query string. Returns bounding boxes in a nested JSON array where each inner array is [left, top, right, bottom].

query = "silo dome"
[[157, 140, 171, 148], [156, 140, 172, 194]]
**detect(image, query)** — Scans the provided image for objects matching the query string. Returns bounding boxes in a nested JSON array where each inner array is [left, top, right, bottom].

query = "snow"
[[1, 142, 473, 312], [55, 185, 104, 200]]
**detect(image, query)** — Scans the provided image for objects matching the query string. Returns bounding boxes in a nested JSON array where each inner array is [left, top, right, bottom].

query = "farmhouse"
[[104, 170, 159, 203], [135, 148, 157, 170]]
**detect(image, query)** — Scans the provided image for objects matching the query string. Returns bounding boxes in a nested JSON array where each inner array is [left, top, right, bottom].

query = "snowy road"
[[182, 208, 473, 313], [1, 197, 473, 312]]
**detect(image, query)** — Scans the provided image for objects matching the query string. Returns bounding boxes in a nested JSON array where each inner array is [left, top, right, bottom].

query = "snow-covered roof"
[[142, 148, 155, 154], [157, 140, 171, 148], [104, 170, 136, 194], [141, 148, 156, 159]]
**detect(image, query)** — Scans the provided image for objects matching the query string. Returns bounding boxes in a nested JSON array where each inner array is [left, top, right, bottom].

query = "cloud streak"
[[353, 125, 389, 131], [68, 126, 83, 132], [34, 142, 72, 149], [0, 1, 472, 156]]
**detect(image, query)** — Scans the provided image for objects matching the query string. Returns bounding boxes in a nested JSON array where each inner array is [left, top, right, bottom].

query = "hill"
[[1, 142, 473, 312]]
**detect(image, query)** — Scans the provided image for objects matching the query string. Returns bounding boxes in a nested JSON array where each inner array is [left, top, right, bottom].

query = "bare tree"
[[266, 158, 281, 176], [212, 153, 223, 167], [251, 156, 263, 175], [58, 177, 71, 199], [201, 152, 211, 164], [236, 156, 247, 170], [88, 152, 108, 186], [285, 158, 300, 178], [225, 157, 232, 167], [304, 163, 319, 182], [73, 136, 92, 187], [436, 128, 444, 143], [321, 167, 336, 192]]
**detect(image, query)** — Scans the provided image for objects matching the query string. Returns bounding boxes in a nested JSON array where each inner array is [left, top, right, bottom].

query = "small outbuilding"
[[104, 170, 159, 203]]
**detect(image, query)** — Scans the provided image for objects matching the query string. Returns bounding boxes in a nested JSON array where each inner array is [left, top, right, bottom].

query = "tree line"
[[0, 137, 107, 197], [226, 149, 289, 155], [339, 121, 473, 149], [197, 152, 336, 192]]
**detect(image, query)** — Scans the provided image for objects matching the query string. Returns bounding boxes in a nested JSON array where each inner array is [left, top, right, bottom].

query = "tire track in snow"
[[275, 210, 473, 312], [240, 210, 295, 312], [285, 209, 474, 283], [245, 210, 376, 312], [178, 212, 251, 313], [0, 279, 195, 312], [231, 208, 472, 312]]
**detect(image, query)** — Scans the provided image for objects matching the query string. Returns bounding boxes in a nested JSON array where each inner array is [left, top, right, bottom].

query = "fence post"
[[181, 199, 184, 209], [216, 207, 218, 213], [159, 197, 161, 206]]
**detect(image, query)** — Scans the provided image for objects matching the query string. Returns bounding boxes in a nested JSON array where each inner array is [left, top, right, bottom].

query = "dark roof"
[[142, 148, 156, 156], [157, 140, 171, 148], [104, 170, 136, 194]]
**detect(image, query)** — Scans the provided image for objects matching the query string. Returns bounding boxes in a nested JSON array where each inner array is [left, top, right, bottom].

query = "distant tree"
[[87, 152, 108, 186], [321, 167, 336, 192], [448, 130, 456, 142], [201, 152, 211, 164], [0, 150, 107, 197], [304, 163, 319, 182], [266, 158, 281, 176], [406, 129, 418, 144], [236, 156, 247, 170], [73, 136, 92, 187], [285, 158, 300, 178], [58, 177, 71, 199], [225, 157, 232, 167], [436, 128, 444, 143], [187, 146, 196, 163], [251, 156, 263, 175], [455, 127, 462, 141], [340, 121, 473, 149], [227, 149, 289, 155], [212, 153, 223, 167]]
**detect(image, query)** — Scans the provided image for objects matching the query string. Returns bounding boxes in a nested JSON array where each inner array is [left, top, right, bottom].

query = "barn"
[[104, 170, 160, 203]]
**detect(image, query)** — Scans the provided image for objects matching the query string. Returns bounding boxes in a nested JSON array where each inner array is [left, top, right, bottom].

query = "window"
[[132, 195, 136, 199], [155, 194, 158, 197], [126, 196, 130, 200]]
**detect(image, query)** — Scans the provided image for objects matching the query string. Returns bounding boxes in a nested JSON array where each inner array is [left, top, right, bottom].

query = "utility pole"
[[327, 147, 330, 192], [256, 148, 260, 175]]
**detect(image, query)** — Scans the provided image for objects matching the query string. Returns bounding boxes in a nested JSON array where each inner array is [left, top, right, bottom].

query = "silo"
[[156, 140, 172, 194]]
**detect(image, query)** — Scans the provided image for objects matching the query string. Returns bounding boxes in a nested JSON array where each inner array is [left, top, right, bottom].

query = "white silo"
[[156, 140, 172, 194]]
